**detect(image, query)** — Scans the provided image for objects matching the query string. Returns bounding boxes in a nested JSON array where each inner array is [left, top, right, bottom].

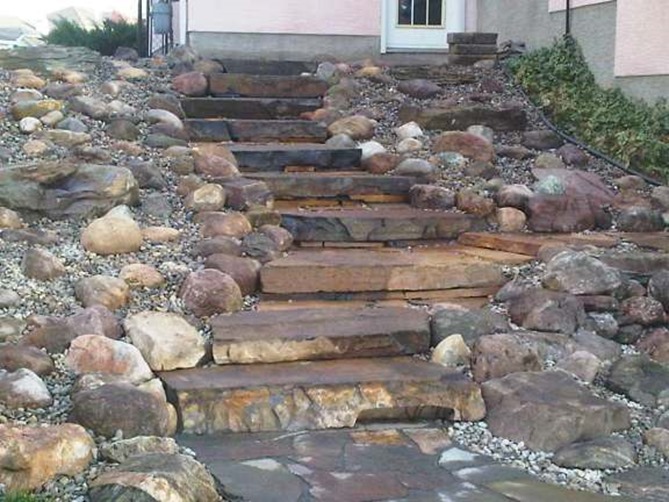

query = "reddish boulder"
[[179, 269, 243, 317], [433, 131, 494, 162], [172, 71, 208, 97]]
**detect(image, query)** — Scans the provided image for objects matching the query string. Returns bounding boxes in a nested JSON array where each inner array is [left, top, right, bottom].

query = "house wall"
[[477, 0, 669, 103], [184, 0, 478, 61]]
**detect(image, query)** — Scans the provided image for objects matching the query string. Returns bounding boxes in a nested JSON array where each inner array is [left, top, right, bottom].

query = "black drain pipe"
[[565, 0, 572, 37]]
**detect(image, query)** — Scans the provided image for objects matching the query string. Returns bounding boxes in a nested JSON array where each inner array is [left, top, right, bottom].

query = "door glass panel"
[[398, 0, 412, 25], [428, 0, 443, 25], [397, 0, 443, 27], [413, 0, 427, 25]]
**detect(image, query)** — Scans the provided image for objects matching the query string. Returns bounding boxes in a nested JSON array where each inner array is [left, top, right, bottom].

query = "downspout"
[[179, 0, 188, 46]]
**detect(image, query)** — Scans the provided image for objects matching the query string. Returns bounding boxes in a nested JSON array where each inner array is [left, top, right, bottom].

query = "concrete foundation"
[[189, 32, 380, 62], [477, 0, 668, 103]]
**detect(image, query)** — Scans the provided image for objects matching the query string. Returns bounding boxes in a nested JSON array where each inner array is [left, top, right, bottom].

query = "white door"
[[385, 0, 466, 51]]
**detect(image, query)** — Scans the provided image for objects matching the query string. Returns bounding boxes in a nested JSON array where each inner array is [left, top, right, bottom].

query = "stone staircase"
[[162, 68, 529, 436]]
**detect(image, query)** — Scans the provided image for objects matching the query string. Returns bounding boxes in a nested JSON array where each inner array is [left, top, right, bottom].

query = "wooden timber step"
[[245, 172, 416, 200], [160, 357, 486, 433], [209, 73, 328, 98], [211, 307, 429, 365], [185, 119, 327, 143], [260, 247, 510, 294], [458, 232, 621, 257], [181, 97, 322, 120], [228, 143, 362, 171], [280, 206, 486, 242]]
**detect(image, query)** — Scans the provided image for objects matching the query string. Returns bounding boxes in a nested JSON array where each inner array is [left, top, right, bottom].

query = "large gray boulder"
[[482, 370, 631, 452], [0, 161, 139, 219]]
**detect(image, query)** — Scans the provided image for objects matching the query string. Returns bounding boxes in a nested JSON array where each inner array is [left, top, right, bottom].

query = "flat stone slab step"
[[211, 307, 430, 364], [246, 172, 416, 200], [185, 119, 327, 143], [160, 357, 486, 433], [458, 232, 621, 257], [220, 60, 317, 75], [280, 207, 485, 242], [181, 97, 321, 120], [210, 73, 328, 98], [260, 248, 507, 294], [228, 143, 362, 170]]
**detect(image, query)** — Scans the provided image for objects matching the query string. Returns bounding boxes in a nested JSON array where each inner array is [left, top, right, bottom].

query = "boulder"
[[100, 436, 179, 463], [410, 185, 455, 210], [75, 275, 131, 310], [241, 232, 281, 263], [0, 424, 95, 492], [172, 71, 208, 97], [522, 130, 564, 150], [605, 355, 669, 407], [527, 194, 610, 233], [557, 143, 589, 167], [649, 270, 669, 311], [637, 328, 669, 363], [259, 225, 293, 252], [192, 236, 242, 258], [0, 162, 139, 219], [185, 183, 226, 212], [397, 79, 441, 99], [542, 251, 622, 295], [431, 335, 471, 368], [472, 333, 542, 382], [88, 453, 220, 502], [0, 368, 52, 408], [69, 383, 176, 438], [327, 115, 376, 140], [119, 263, 165, 289], [21, 248, 66, 281], [410, 105, 528, 132], [455, 190, 495, 216], [605, 467, 669, 502], [430, 307, 510, 347], [507, 289, 585, 335], [81, 215, 143, 255], [393, 158, 436, 179], [65, 334, 153, 384], [495, 184, 533, 210], [0, 344, 54, 375], [617, 206, 665, 232], [179, 269, 244, 317], [124, 312, 206, 371], [553, 437, 636, 469], [496, 207, 526, 232], [11, 99, 62, 120], [433, 131, 494, 162], [193, 150, 240, 179], [0, 207, 23, 229], [395, 121, 424, 140], [197, 211, 252, 239], [620, 297, 666, 326], [556, 351, 602, 384], [482, 370, 631, 452]]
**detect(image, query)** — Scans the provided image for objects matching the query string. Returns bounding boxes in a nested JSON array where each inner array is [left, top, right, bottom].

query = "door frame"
[[380, 0, 467, 53]]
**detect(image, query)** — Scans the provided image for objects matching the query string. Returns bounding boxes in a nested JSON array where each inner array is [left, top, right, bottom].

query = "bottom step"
[[160, 357, 486, 433]]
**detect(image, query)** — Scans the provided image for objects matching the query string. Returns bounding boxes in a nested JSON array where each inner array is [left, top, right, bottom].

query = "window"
[[398, 0, 444, 26]]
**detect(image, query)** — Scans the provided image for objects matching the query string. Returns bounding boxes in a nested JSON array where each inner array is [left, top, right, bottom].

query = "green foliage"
[[44, 18, 138, 56], [508, 37, 669, 180], [0, 492, 49, 502]]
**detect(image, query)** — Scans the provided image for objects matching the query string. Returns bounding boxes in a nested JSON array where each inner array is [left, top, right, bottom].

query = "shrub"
[[508, 37, 669, 181], [44, 18, 138, 57], [1, 492, 49, 502]]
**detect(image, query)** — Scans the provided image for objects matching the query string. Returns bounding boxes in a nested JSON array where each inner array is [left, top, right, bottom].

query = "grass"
[[1, 492, 49, 502], [43, 18, 138, 57], [508, 36, 669, 181]]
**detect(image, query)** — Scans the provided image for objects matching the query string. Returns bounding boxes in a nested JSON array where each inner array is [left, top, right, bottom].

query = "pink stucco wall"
[[615, 0, 669, 77], [188, 0, 382, 36]]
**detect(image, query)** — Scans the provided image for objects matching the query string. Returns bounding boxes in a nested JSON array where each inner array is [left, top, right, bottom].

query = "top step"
[[221, 60, 317, 75], [210, 74, 329, 98]]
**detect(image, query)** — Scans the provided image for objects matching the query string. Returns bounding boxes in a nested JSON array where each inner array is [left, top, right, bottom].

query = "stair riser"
[[186, 119, 327, 143], [210, 74, 328, 98], [167, 379, 484, 434], [231, 148, 362, 171], [261, 262, 506, 294], [246, 173, 416, 200], [181, 97, 321, 120], [281, 213, 485, 242]]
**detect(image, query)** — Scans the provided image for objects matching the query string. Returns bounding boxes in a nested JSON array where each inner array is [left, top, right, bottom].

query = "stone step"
[[185, 119, 328, 143], [245, 172, 416, 200], [448, 54, 497, 66], [260, 248, 507, 294], [210, 73, 328, 98], [160, 357, 486, 433], [228, 143, 362, 171], [211, 307, 430, 365], [280, 207, 485, 242], [402, 104, 527, 132], [458, 232, 620, 257], [221, 60, 317, 75], [447, 32, 498, 45], [450, 43, 498, 55], [181, 97, 322, 120]]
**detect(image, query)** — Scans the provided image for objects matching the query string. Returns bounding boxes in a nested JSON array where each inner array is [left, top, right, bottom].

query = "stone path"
[[165, 65, 657, 500], [179, 426, 629, 502]]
